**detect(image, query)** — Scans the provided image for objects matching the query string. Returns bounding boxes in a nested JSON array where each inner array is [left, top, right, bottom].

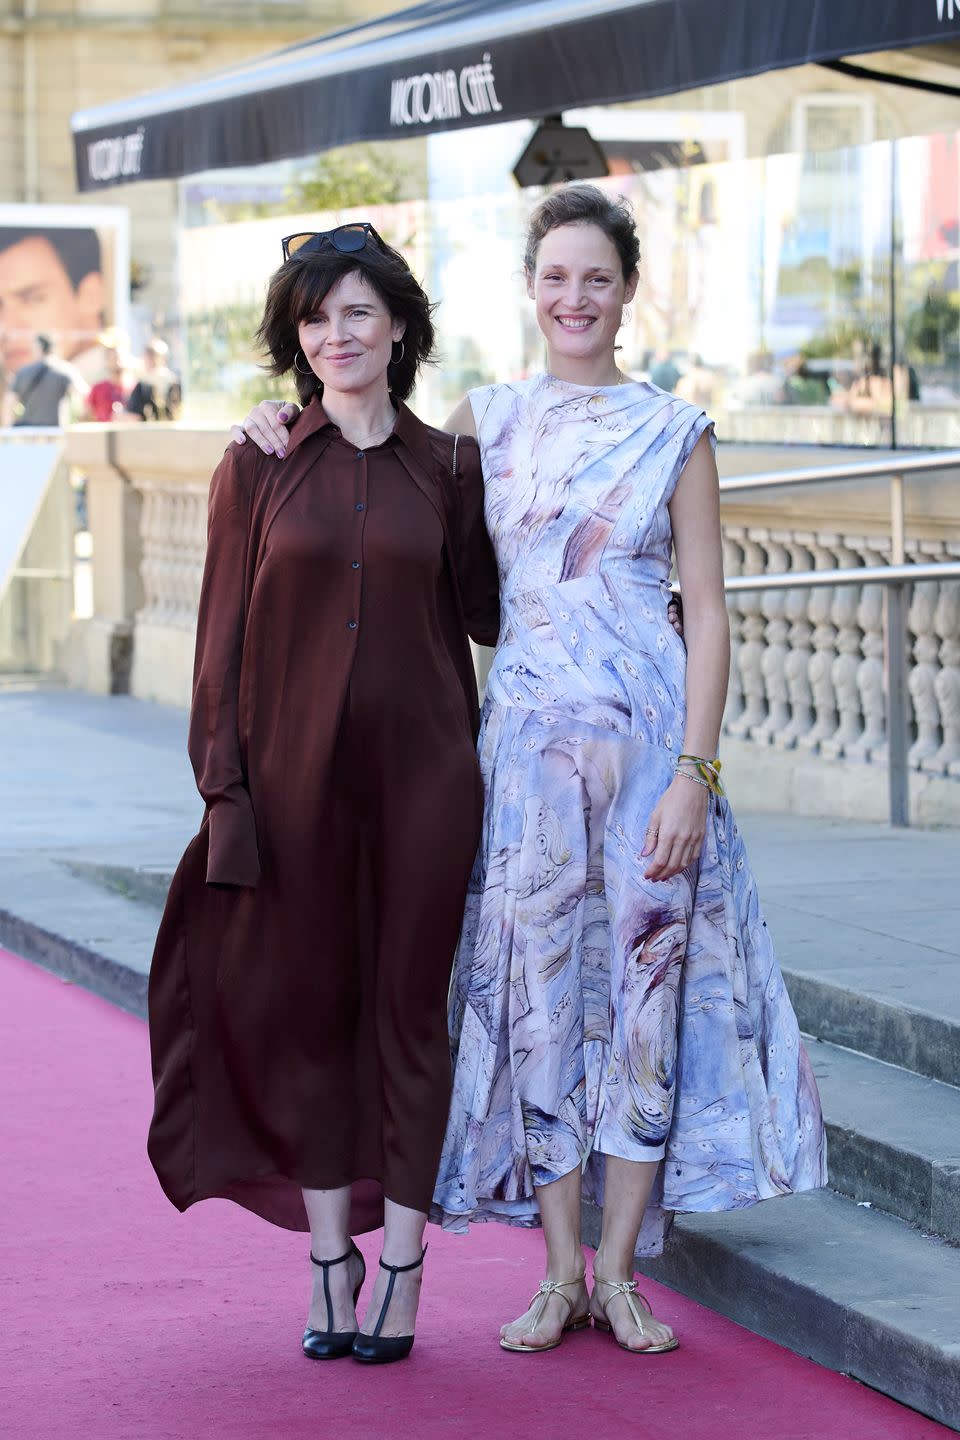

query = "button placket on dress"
[[347, 448, 369, 635]]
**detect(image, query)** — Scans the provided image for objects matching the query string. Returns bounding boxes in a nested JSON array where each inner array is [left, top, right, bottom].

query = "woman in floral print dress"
[[431, 185, 826, 1355]]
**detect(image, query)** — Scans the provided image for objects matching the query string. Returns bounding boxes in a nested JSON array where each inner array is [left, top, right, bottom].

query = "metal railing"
[[717, 450, 960, 827]]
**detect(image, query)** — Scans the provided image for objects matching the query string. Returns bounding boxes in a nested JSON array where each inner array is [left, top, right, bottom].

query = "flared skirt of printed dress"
[[432, 701, 827, 1255]]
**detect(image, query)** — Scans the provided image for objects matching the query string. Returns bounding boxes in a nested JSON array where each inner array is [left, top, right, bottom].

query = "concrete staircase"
[[0, 691, 957, 1429], [8, 848, 960, 1429], [622, 947, 960, 1430]]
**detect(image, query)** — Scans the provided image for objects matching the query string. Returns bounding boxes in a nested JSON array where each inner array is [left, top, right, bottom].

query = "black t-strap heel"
[[302, 1241, 365, 1360], [352, 1244, 428, 1364]]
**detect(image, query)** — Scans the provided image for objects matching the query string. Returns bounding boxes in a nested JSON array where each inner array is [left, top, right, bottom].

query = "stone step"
[[49, 867, 960, 1079], [810, 1037, 960, 1244], [5, 855, 959, 1427], [0, 855, 152, 1017], [744, 817, 960, 1089], [623, 1188, 960, 1431], [63, 857, 173, 911], [786, 964, 960, 1089]]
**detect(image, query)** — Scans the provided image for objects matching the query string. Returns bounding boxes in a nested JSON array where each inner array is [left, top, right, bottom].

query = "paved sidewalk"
[[0, 685, 196, 995], [1, 683, 957, 1004], [3, 682, 960, 1427]]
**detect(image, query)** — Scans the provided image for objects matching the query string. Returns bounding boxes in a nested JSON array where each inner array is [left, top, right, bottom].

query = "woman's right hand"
[[230, 400, 300, 456]]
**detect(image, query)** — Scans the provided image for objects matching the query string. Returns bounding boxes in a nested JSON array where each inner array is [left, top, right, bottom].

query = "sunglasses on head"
[[281, 223, 384, 261]]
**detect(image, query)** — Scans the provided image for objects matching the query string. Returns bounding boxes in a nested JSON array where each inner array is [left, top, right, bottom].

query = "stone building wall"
[[0, 0, 392, 333]]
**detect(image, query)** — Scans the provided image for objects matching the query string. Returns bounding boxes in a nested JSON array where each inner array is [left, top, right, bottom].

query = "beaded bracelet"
[[675, 766, 711, 791]]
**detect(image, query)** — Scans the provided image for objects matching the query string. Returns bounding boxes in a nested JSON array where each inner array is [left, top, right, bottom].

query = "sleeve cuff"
[[206, 790, 260, 887]]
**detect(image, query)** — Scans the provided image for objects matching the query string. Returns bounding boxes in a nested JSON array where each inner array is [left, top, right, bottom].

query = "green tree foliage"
[[186, 301, 290, 414], [288, 144, 409, 211], [905, 288, 960, 363]]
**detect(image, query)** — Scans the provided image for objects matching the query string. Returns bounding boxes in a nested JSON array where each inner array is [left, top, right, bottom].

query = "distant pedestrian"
[[675, 351, 716, 408], [125, 337, 180, 421], [728, 350, 783, 408], [85, 339, 129, 422], [1, 333, 86, 428], [648, 346, 681, 392]]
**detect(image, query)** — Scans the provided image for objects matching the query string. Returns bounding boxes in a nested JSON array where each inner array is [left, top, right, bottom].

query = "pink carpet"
[[0, 946, 951, 1440]]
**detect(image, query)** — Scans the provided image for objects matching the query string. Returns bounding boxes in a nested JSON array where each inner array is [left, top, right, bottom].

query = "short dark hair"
[[523, 184, 640, 281], [0, 227, 101, 289], [256, 237, 436, 405]]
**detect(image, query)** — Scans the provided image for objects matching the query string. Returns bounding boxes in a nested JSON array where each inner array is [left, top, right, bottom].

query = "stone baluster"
[[726, 532, 768, 739], [131, 471, 210, 708], [171, 490, 190, 625], [156, 489, 177, 624], [136, 480, 206, 631], [154, 486, 175, 622], [137, 486, 163, 625], [157, 490, 177, 623], [169, 490, 188, 625], [907, 544, 944, 770], [821, 540, 864, 759], [721, 528, 745, 734], [172, 489, 205, 628], [777, 535, 815, 750], [750, 530, 791, 746], [930, 546, 960, 775], [798, 534, 841, 752], [848, 539, 888, 762]]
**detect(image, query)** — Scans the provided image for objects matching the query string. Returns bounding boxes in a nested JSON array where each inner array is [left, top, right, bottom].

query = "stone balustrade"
[[62, 424, 223, 699], [719, 525, 960, 824], [718, 403, 960, 451], [61, 426, 960, 825]]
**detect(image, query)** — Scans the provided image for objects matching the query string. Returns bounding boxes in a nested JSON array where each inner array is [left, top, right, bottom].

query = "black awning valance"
[[71, 0, 955, 191]]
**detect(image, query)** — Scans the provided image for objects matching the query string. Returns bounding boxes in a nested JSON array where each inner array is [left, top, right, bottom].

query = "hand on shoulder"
[[230, 400, 300, 456]]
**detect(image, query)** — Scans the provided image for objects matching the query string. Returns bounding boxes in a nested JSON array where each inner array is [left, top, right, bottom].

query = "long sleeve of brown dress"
[[188, 451, 260, 888]]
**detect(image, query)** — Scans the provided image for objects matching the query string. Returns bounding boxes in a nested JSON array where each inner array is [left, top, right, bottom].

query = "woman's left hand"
[[643, 775, 709, 881]]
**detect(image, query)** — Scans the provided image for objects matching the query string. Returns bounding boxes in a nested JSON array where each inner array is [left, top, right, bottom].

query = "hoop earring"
[[294, 349, 312, 374], [389, 340, 405, 367], [620, 306, 633, 329]]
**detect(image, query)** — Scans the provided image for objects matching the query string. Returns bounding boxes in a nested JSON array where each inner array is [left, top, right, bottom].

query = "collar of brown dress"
[[282, 392, 436, 479]]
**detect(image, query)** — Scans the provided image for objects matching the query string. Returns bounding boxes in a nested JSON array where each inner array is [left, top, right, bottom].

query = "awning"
[[71, 0, 955, 191]]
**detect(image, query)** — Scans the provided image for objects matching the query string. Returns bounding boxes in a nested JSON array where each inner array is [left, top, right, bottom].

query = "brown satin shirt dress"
[[147, 396, 500, 1234]]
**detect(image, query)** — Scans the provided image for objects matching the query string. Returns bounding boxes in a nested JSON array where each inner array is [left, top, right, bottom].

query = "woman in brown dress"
[[147, 224, 499, 1364]]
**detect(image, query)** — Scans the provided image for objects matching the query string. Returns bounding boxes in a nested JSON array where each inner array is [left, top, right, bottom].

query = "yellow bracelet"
[[677, 754, 724, 796]]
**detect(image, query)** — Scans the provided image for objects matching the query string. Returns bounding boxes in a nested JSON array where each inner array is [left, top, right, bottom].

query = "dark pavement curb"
[[0, 907, 147, 1018]]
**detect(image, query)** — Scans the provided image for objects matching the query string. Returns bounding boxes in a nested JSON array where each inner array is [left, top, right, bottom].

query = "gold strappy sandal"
[[592, 1273, 679, 1354], [499, 1277, 591, 1353]]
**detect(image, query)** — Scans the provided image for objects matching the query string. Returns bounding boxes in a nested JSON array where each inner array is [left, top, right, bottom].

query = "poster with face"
[[0, 204, 130, 384]]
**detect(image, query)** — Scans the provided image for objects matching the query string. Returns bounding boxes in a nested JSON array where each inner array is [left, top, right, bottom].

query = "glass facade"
[[178, 65, 960, 446]]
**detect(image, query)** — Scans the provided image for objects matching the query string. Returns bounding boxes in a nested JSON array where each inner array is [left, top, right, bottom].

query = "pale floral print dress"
[[432, 374, 826, 1254]]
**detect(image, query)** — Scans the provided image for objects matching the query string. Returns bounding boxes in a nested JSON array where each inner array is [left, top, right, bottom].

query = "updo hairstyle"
[[523, 184, 640, 282]]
